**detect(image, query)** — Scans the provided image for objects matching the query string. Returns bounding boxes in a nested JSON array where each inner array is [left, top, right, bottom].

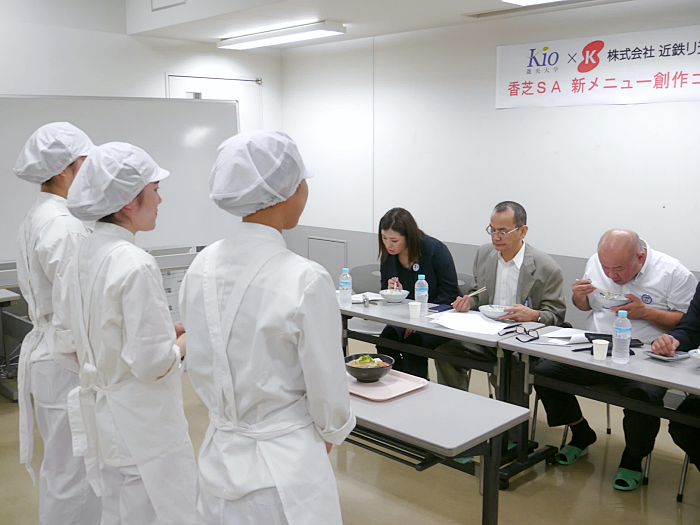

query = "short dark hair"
[[378, 208, 425, 264], [493, 201, 527, 227], [40, 158, 79, 192], [98, 192, 145, 225]]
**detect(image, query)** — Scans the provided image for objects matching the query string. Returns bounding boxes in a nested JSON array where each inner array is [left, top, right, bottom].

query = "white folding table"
[[348, 379, 530, 525]]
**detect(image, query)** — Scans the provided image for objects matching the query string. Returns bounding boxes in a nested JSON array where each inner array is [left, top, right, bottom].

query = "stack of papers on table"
[[537, 328, 589, 346], [351, 292, 384, 303], [434, 311, 506, 334]]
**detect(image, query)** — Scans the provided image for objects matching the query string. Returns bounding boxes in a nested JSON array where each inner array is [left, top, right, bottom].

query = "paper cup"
[[336, 290, 341, 304], [408, 301, 421, 319], [592, 339, 608, 361]]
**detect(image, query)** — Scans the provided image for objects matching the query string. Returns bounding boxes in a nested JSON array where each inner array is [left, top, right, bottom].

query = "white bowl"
[[591, 290, 631, 308], [379, 289, 410, 303], [479, 304, 508, 320], [689, 349, 700, 367]]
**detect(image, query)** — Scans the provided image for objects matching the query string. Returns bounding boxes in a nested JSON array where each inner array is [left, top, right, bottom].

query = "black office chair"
[[347, 264, 385, 336], [349, 264, 381, 294], [456, 272, 474, 296]]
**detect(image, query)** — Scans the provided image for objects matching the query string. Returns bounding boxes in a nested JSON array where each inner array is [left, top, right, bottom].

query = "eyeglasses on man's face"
[[498, 325, 539, 343], [486, 225, 521, 238]]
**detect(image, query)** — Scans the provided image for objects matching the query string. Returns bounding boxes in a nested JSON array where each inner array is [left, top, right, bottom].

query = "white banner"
[[496, 25, 700, 108]]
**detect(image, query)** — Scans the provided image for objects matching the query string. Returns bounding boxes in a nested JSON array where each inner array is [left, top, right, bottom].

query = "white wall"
[[282, 0, 700, 271], [0, 18, 282, 121], [283, 39, 375, 233], [0, 0, 126, 33]]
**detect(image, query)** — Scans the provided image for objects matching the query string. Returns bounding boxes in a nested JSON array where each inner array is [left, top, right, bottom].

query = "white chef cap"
[[210, 130, 313, 217], [14, 122, 95, 184], [67, 142, 169, 222]]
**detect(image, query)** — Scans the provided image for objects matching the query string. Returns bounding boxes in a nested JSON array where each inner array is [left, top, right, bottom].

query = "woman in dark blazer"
[[376, 208, 460, 378]]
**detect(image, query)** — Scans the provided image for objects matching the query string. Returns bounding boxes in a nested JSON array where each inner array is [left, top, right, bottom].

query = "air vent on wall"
[[462, 0, 633, 19]]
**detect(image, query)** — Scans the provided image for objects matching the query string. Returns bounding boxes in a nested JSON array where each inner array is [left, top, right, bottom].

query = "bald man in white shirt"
[[535, 229, 697, 491]]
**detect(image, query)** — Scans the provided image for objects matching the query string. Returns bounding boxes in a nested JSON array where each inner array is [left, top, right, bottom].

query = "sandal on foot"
[[613, 468, 642, 491], [454, 456, 473, 464], [555, 445, 588, 465]]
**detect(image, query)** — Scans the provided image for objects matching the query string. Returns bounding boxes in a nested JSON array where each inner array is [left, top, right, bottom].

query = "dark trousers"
[[534, 360, 667, 461], [376, 325, 448, 379], [669, 394, 700, 472], [434, 340, 530, 407]]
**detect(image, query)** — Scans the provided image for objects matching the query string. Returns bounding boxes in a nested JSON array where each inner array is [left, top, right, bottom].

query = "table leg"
[[508, 354, 530, 462], [342, 315, 349, 356], [0, 307, 18, 402], [496, 348, 507, 401], [482, 432, 503, 525]]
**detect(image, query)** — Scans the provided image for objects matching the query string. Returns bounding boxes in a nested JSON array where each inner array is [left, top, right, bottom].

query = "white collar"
[[94, 222, 136, 244], [633, 239, 651, 280], [37, 192, 67, 204], [499, 242, 526, 269], [234, 222, 287, 247]]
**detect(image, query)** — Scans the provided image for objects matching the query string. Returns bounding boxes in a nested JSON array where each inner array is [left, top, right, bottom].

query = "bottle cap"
[[418, 274, 425, 280], [618, 310, 628, 317], [342, 268, 349, 273]]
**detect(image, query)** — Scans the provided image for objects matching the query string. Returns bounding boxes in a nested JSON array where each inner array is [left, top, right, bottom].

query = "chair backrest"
[[456, 272, 474, 296], [350, 264, 382, 293]]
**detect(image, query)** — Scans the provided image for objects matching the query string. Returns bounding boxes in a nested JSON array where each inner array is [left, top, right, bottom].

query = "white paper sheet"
[[529, 339, 572, 346], [351, 292, 384, 303], [434, 311, 506, 334], [544, 328, 589, 345], [546, 328, 584, 338]]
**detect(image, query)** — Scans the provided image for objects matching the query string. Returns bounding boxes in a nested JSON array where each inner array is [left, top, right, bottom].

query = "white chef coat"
[[16, 193, 88, 474], [494, 242, 525, 307], [56, 222, 197, 525], [17, 193, 90, 365], [180, 222, 355, 525], [584, 243, 698, 343], [16, 192, 101, 524]]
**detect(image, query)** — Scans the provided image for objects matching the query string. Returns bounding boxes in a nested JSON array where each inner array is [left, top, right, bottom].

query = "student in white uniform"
[[14, 122, 101, 525], [56, 142, 198, 525], [180, 130, 356, 525]]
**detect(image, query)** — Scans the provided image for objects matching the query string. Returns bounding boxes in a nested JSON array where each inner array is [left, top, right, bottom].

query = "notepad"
[[351, 292, 384, 303]]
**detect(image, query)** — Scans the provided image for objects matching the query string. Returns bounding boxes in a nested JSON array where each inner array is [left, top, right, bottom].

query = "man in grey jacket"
[[435, 201, 566, 393]]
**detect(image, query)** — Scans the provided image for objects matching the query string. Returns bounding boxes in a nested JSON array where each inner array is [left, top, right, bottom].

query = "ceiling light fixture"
[[502, 0, 563, 5], [217, 21, 346, 50]]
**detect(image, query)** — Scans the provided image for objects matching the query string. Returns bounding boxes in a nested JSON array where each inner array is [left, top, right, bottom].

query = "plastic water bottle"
[[415, 274, 429, 316], [339, 268, 352, 308], [612, 310, 631, 364]]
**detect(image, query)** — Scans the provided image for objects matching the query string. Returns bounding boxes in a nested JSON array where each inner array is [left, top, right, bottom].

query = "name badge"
[[412, 263, 420, 272], [641, 294, 652, 304]]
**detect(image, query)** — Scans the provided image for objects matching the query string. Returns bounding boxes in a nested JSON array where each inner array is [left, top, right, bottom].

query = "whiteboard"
[[0, 95, 240, 262]]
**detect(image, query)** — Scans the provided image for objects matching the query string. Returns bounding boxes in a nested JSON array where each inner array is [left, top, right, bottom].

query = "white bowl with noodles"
[[689, 349, 700, 368], [590, 290, 631, 309], [379, 289, 410, 303], [479, 305, 509, 320]]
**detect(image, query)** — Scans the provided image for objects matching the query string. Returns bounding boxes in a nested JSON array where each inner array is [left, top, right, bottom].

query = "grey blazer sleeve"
[[469, 244, 495, 311], [515, 244, 567, 326], [536, 265, 566, 326]]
